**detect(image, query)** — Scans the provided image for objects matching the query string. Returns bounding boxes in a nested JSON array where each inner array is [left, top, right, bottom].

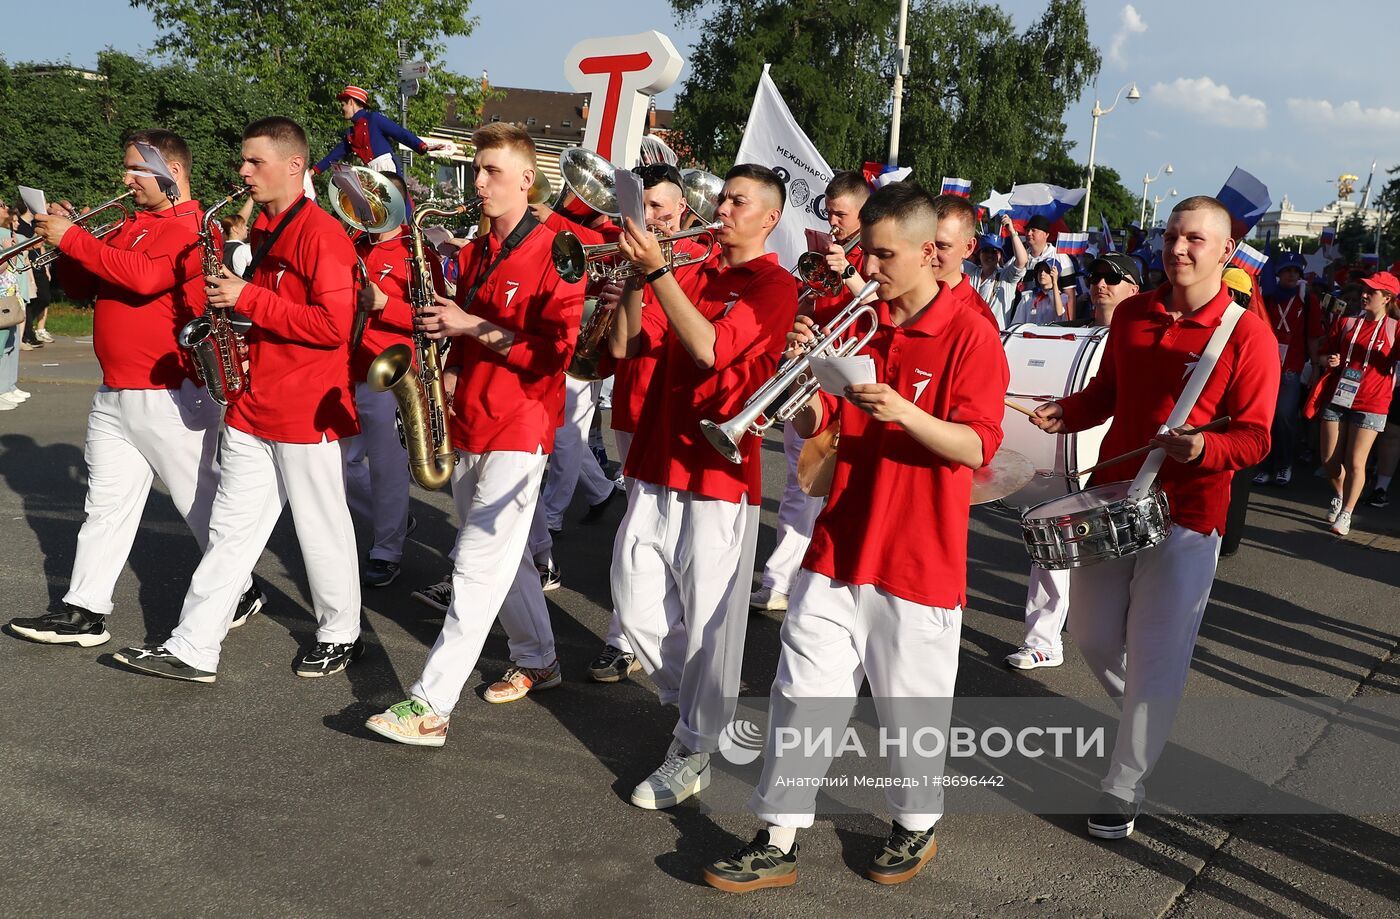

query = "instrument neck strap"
[[459, 210, 539, 309], [1127, 301, 1246, 500], [245, 196, 311, 281]]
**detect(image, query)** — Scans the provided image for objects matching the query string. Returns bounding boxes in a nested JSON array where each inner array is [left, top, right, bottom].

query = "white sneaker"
[[10, 388, 29, 398], [1252, 470, 1271, 485], [631, 740, 710, 809], [1331, 511, 1352, 536], [1273, 467, 1293, 486], [1005, 646, 1064, 670], [0, 392, 24, 404], [749, 587, 788, 611], [0, 399, 15, 411], [1326, 496, 1343, 524], [35, 329, 53, 343]]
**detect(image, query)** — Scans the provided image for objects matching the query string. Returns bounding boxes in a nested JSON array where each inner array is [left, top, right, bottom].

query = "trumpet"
[[0, 191, 135, 272], [700, 280, 881, 464], [794, 229, 861, 299]]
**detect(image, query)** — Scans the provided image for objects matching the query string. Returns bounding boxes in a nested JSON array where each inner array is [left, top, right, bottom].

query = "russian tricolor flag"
[[941, 176, 972, 198], [1230, 242, 1268, 276], [1056, 232, 1089, 257], [1216, 167, 1272, 240], [1006, 183, 1086, 227]]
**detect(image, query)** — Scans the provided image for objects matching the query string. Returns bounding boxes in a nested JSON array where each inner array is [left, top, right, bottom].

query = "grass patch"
[[40, 302, 93, 338]]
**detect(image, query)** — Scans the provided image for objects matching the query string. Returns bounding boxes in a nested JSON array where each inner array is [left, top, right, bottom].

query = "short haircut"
[[858, 181, 938, 240], [931, 193, 978, 239], [379, 169, 409, 200], [725, 163, 786, 211], [218, 213, 246, 235], [126, 128, 193, 175], [472, 122, 537, 168], [826, 170, 869, 202], [1172, 195, 1233, 236], [243, 116, 310, 161]]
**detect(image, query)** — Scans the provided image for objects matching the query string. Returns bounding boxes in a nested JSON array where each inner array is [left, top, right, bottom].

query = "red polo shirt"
[[445, 220, 586, 453], [56, 200, 205, 390], [803, 283, 1008, 609], [1264, 289, 1323, 375], [624, 251, 799, 503], [227, 196, 360, 444], [350, 231, 448, 381], [1320, 314, 1397, 415], [1056, 282, 1280, 536], [541, 210, 621, 247]]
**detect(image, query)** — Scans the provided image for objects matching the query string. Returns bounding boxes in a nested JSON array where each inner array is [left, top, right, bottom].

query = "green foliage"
[[1336, 210, 1372, 263], [1371, 164, 1400, 263]]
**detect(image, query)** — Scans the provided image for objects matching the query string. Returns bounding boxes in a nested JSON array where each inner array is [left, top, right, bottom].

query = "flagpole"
[[887, 0, 909, 167]]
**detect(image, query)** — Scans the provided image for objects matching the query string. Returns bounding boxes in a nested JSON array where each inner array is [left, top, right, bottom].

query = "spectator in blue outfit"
[[312, 85, 452, 177]]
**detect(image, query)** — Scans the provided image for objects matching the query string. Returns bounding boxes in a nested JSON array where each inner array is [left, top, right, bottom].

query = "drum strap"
[[1127, 302, 1246, 500]]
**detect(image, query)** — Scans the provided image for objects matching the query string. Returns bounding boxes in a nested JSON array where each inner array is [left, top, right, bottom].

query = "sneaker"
[[1005, 646, 1064, 670], [612, 474, 626, 492], [36, 329, 54, 343], [113, 644, 216, 683], [1273, 467, 1293, 486], [749, 587, 788, 612], [1251, 470, 1271, 486], [19, 341, 38, 351], [230, 582, 265, 629], [1331, 511, 1352, 537], [867, 822, 938, 885], [0, 391, 27, 404], [1086, 792, 1138, 840], [7, 604, 110, 647], [362, 559, 401, 588], [539, 562, 561, 592], [631, 739, 711, 809], [1326, 496, 1344, 524], [1368, 487, 1390, 509], [0, 400, 14, 411], [293, 638, 364, 678], [579, 488, 617, 524], [11, 388, 30, 398], [365, 697, 449, 747], [412, 575, 452, 613], [588, 644, 641, 683], [703, 829, 799, 892], [483, 660, 563, 703]]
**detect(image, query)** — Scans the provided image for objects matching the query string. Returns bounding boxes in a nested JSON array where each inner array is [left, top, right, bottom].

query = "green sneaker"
[[702, 830, 798, 893], [365, 698, 449, 747], [866, 822, 937, 885]]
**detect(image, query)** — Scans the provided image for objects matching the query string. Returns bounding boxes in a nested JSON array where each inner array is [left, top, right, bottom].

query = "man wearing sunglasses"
[[1088, 252, 1143, 327]]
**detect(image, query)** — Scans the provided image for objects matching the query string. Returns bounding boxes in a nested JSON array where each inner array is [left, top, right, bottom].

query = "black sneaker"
[[539, 562, 562, 592], [866, 822, 937, 885], [231, 582, 266, 629], [362, 559, 401, 588], [1369, 487, 1389, 509], [412, 575, 452, 613], [113, 644, 216, 683], [588, 644, 641, 683], [1086, 792, 1139, 840], [579, 488, 618, 524], [294, 637, 365, 678], [703, 829, 799, 893], [7, 605, 111, 647]]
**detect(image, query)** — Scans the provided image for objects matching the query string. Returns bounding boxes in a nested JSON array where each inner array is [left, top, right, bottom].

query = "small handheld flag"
[[940, 177, 972, 198], [1216, 167, 1271, 239], [1229, 242, 1268, 276], [1056, 232, 1089, 257], [1099, 213, 1116, 252]]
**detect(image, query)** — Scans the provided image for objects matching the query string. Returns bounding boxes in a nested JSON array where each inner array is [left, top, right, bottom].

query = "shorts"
[[1320, 404, 1387, 432]]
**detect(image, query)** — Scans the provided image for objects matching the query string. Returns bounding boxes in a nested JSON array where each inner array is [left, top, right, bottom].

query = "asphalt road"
[[1, 337, 1397, 919]]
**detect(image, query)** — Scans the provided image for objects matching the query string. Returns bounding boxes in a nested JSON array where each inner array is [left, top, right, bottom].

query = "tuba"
[[178, 187, 252, 405], [679, 169, 723, 229], [552, 147, 620, 221]]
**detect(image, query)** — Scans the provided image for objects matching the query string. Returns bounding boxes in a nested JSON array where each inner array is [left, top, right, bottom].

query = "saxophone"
[[365, 202, 474, 490], [179, 187, 252, 405]]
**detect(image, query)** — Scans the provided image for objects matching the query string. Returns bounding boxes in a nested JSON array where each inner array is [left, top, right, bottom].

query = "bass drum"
[[999, 323, 1112, 507]]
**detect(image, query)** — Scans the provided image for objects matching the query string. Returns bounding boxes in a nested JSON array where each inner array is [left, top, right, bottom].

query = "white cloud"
[[1108, 4, 1147, 68], [1150, 77, 1268, 129], [1286, 98, 1400, 131]]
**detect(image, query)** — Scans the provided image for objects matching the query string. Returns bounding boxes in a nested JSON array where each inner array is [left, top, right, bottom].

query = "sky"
[[18, 0, 1400, 213]]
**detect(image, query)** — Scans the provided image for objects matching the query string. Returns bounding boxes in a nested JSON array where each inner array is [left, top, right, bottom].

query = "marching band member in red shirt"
[[607, 164, 798, 809], [751, 170, 870, 616], [365, 123, 585, 743], [8, 130, 262, 648], [704, 181, 1008, 892], [1254, 252, 1323, 486], [116, 117, 365, 683], [929, 193, 1003, 331], [1031, 196, 1279, 839]]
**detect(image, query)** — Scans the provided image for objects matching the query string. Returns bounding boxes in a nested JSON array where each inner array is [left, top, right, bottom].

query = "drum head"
[[1026, 480, 1133, 518]]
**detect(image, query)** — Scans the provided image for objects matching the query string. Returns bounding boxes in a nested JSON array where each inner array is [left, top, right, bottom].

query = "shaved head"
[[860, 182, 938, 244], [1174, 195, 1233, 238]]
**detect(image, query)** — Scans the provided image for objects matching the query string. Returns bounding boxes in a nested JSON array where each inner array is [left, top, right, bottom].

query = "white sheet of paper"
[[18, 186, 46, 218], [806, 352, 876, 396], [614, 168, 646, 232]]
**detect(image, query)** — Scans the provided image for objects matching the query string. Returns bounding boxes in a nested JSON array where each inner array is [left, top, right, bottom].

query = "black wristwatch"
[[842, 264, 857, 279], [646, 264, 671, 284]]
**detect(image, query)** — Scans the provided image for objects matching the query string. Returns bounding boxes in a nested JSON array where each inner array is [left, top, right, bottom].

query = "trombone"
[[700, 280, 881, 463], [0, 191, 135, 272]]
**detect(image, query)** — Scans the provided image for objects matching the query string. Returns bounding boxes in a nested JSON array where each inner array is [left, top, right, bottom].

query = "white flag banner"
[[734, 66, 834, 270]]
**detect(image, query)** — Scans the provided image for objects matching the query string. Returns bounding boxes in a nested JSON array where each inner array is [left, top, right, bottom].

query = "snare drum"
[[1000, 323, 1112, 507], [1021, 481, 1172, 570]]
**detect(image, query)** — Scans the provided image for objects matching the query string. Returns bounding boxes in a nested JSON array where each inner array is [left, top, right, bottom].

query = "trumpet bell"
[[551, 231, 590, 284], [528, 170, 553, 206], [554, 148, 620, 221], [328, 165, 406, 234], [699, 419, 744, 465], [680, 169, 723, 226]]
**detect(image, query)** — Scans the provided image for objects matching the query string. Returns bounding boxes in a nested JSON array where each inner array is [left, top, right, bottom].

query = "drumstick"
[[1004, 398, 1037, 417], [1069, 417, 1232, 478]]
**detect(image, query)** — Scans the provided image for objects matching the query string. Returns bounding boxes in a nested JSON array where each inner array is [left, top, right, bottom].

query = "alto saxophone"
[[179, 187, 252, 405], [365, 202, 474, 490]]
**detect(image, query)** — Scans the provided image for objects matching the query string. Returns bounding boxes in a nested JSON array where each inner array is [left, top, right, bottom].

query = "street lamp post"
[[1081, 81, 1140, 232], [1139, 163, 1174, 227], [1150, 189, 1178, 227]]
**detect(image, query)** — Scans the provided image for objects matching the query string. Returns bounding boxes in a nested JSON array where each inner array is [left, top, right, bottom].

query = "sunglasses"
[[634, 163, 682, 185], [1089, 271, 1126, 285]]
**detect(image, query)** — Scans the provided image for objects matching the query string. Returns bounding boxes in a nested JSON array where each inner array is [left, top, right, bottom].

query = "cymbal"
[[971, 449, 1035, 505]]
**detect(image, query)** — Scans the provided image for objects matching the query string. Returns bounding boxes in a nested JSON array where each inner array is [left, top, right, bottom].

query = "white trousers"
[[599, 428, 636, 655], [64, 383, 223, 616], [540, 377, 612, 529], [750, 570, 962, 831], [613, 481, 759, 753], [1022, 566, 1070, 654], [760, 424, 823, 595], [1068, 525, 1222, 804], [343, 383, 411, 562], [166, 426, 362, 672], [412, 449, 553, 717]]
